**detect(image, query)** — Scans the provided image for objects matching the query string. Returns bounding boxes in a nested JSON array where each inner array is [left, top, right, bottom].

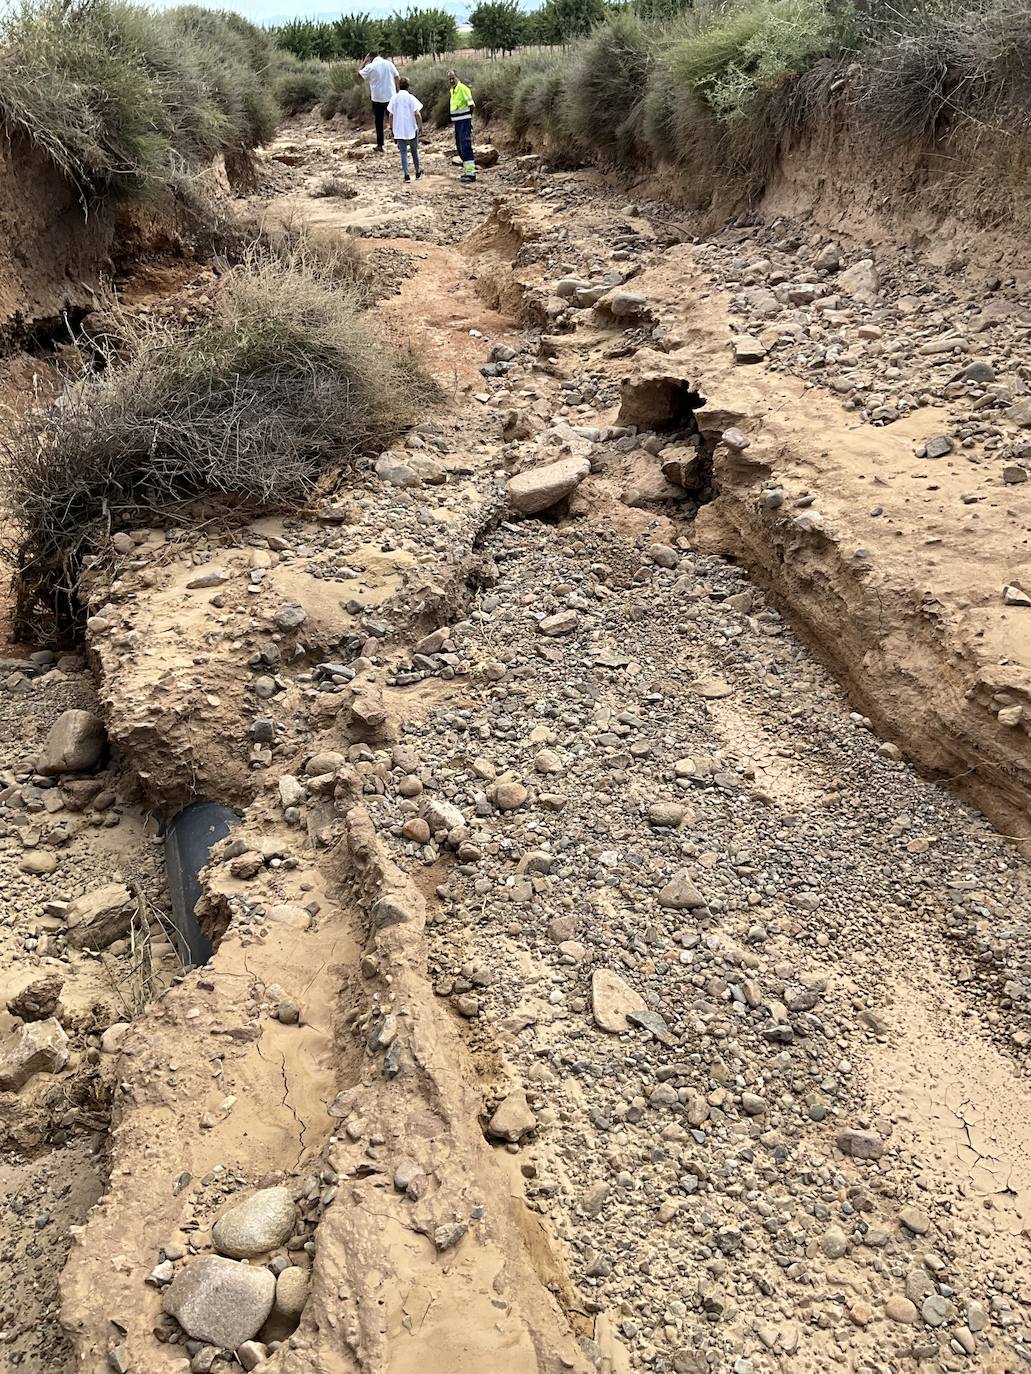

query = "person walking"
[[447, 69, 476, 183], [357, 50, 400, 153], [387, 77, 423, 183]]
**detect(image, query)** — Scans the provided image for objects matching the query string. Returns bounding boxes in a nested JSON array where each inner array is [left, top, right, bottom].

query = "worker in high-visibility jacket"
[[447, 69, 476, 183]]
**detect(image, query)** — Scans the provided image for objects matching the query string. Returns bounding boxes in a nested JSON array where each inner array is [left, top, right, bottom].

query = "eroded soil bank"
[[2, 111, 1031, 1374]]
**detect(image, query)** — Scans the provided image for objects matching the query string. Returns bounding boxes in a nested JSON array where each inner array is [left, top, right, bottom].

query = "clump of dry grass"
[[312, 174, 358, 198], [0, 0, 279, 196], [3, 242, 437, 638]]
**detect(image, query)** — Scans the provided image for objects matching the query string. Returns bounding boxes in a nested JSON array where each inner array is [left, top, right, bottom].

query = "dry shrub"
[[3, 243, 437, 638], [0, 0, 278, 195], [312, 174, 359, 198]]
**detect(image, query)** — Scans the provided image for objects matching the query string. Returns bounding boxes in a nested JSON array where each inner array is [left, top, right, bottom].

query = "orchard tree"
[[333, 12, 384, 58], [470, 0, 525, 56]]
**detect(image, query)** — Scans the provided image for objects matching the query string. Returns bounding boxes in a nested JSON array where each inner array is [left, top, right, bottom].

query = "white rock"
[[507, 457, 590, 515]]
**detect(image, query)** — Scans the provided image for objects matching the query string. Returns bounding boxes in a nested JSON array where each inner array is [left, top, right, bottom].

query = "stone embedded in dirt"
[[555, 277, 592, 299], [647, 542, 679, 569], [954, 359, 995, 383], [821, 1225, 848, 1258], [274, 1266, 310, 1323], [1003, 584, 1031, 607], [815, 241, 841, 272], [722, 427, 751, 450], [422, 797, 464, 835], [487, 1089, 537, 1142], [0, 1017, 69, 1091], [836, 1127, 885, 1160], [923, 435, 954, 458], [347, 681, 387, 731], [264, 904, 312, 929], [494, 781, 528, 811], [539, 610, 578, 636], [186, 569, 229, 589], [692, 676, 733, 699], [415, 626, 450, 655], [1003, 464, 1028, 484], [274, 602, 307, 631], [838, 258, 880, 302], [237, 1341, 269, 1370], [101, 1022, 131, 1055], [592, 968, 645, 1033], [64, 882, 135, 950], [305, 750, 347, 776], [38, 709, 107, 775], [1007, 397, 1031, 427], [600, 289, 650, 319], [477, 144, 499, 167], [278, 775, 304, 809], [627, 1007, 676, 1046], [163, 1257, 275, 1349], [885, 1295, 919, 1324], [648, 802, 686, 829], [922, 1294, 951, 1327], [7, 974, 63, 1022], [899, 1204, 930, 1234], [660, 448, 703, 491], [733, 335, 767, 363], [374, 451, 421, 487], [18, 851, 59, 876], [211, 1186, 296, 1258], [508, 457, 590, 516], [534, 748, 563, 774], [658, 870, 705, 910]]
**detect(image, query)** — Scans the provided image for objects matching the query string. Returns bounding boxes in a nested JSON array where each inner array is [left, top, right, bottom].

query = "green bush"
[[275, 70, 329, 115], [561, 14, 657, 163], [510, 62, 566, 142], [669, 0, 847, 119], [0, 0, 278, 194]]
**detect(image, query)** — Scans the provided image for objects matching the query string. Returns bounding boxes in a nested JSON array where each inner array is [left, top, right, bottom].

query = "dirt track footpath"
[[376, 514, 1031, 1373]]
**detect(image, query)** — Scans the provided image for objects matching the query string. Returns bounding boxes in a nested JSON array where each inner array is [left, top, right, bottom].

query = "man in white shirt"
[[357, 51, 400, 153], [387, 78, 424, 183]]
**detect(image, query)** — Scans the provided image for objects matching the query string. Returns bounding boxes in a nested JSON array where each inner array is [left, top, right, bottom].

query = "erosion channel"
[[2, 108, 1031, 1374]]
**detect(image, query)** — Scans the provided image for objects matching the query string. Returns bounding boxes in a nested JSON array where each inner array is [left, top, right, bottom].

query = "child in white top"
[[387, 78, 424, 183]]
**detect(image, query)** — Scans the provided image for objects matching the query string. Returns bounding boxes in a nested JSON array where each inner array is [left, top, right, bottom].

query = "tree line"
[[270, 0, 694, 62]]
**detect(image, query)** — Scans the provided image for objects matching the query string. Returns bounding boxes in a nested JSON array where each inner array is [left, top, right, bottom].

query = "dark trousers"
[[453, 118, 474, 169], [372, 100, 388, 149]]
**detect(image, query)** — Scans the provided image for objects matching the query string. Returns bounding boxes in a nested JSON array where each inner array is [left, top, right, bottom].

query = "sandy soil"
[[2, 109, 1031, 1374]]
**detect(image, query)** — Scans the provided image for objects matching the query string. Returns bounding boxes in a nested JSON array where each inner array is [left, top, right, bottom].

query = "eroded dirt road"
[[3, 111, 1031, 1374]]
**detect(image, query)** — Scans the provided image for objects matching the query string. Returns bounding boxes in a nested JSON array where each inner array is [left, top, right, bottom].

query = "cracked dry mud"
[[3, 110, 1031, 1374]]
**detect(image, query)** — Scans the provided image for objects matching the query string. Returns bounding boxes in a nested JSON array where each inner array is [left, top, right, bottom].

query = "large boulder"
[[162, 1257, 275, 1348], [0, 1018, 69, 1091], [212, 1186, 296, 1259], [507, 457, 590, 515], [64, 883, 135, 950], [38, 709, 107, 775]]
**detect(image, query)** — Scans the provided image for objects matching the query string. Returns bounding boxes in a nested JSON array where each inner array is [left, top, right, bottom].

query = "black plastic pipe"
[[163, 802, 238, 966]]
